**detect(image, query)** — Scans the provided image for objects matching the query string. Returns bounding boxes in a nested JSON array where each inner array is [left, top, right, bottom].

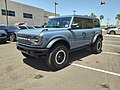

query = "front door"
[[69, 17, 94, 49]]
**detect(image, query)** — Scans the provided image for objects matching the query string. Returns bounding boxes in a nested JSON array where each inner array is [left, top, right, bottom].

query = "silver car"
[[107, 27, 120, 35]]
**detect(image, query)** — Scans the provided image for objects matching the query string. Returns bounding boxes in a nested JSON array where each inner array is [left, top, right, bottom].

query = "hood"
[[0, 30, 7, 35], [17, 28, 45, 36], [17, 28, 66, 36]]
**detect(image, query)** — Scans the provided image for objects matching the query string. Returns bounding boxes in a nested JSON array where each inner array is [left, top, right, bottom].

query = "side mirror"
[[71, 23, 80, 29]]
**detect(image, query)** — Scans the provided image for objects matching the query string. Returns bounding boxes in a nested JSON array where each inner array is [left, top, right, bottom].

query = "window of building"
[[94, 19, 100, 27], [44, 15, 48, 18], [1, 9, 15, 17], [23, 13, 33, 19], [85, 19, 93, 29]]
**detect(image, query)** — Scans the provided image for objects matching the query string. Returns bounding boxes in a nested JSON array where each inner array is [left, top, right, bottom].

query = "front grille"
[[17, 34, 33, 45], [17, 39, 32, 45], [0, 34, 6, 37]]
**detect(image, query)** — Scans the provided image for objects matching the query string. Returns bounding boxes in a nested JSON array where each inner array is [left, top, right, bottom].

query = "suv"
[[17, 15, 103, 70], [107, 27, 120, 34]]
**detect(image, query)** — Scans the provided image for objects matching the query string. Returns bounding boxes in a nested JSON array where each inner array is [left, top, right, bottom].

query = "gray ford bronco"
[[17, 15, 103, 70]]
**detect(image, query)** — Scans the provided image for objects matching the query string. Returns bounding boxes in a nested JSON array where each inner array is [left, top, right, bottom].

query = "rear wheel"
[[46, 44, 69, 70], [9, 33, 16, 42], [91, 38, 102, 54], [110, 31, 115, 35]]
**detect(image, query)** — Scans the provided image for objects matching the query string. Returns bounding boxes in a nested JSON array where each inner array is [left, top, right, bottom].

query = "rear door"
[[84, 18, 95, 44]]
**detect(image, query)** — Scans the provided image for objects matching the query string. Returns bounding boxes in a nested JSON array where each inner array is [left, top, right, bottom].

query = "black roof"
[[52, 15, 99, 20]]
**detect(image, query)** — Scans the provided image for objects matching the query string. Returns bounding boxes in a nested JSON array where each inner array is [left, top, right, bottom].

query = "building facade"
[[0, 0, 59, 26]]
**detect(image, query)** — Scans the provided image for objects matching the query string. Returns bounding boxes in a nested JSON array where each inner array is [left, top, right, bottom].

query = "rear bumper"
[[17, 43, 49, 56]]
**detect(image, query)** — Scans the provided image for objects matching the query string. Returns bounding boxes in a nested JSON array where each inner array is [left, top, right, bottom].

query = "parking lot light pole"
[[73, 10, 76, 15], [5, 0, 8, 26], [53, 2, 58, 16], [107, 18, 110, 26]]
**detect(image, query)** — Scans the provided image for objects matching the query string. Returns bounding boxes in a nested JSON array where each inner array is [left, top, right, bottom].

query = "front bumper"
[[17, 43, 49, 56], [0, 36, 7, 43]]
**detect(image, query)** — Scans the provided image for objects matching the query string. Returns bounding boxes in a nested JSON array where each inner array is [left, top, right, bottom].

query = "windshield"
[[45, 17, 71, 28]]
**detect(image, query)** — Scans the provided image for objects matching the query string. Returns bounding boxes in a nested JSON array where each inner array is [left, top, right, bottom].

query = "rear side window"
[[94, 19, 100, 27], [85, 19, 93, 29]]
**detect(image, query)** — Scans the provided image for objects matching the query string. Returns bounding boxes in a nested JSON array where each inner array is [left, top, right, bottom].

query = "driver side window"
[[72, 17, 84, 29]]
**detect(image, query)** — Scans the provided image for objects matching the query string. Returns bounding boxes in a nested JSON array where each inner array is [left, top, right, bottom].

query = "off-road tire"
[[91, 38, 102, 54], [46, 44, 69, 71]]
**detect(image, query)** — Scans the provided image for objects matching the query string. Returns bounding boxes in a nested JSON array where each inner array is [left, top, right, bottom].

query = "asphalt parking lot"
[[0, 33, 120, 90]]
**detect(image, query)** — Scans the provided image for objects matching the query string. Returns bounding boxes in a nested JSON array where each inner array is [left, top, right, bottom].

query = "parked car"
[[0, 30, 7, 43], [17, 15, 103, 70], [104, 26, 116, 30], [0, 25, 20, 42], [107, 27, 120, 34], [18, 25, 36, 30]]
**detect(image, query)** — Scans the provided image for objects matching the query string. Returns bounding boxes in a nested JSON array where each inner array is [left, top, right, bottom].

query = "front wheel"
[[46, 44, 69, 71], [91, 38, 102, 54], [9, 33, 16, 42]]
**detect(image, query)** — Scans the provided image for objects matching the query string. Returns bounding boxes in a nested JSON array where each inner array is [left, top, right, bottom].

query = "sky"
[[13, 0, 120, 25]]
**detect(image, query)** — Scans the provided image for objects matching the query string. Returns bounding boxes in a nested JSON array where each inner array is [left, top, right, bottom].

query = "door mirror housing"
[[71, 23, 80, 29]]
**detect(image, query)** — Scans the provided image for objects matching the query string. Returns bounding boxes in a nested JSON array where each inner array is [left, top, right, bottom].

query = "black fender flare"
[[92, 34, 103, 44], [46, 38, 70, 49]]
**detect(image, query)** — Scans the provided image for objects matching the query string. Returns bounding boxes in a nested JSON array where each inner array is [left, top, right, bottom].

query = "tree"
[[99, 15, 104, 24], [115, 14, 120, 27], [90, 13, 96, 18]]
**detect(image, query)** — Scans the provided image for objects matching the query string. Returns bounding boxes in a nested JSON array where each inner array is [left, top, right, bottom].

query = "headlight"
[[30, 38, 39, 45], [30, 36, 43, 45]]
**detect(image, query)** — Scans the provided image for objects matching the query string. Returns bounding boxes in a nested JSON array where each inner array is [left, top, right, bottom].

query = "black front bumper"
[[0, 37, 7, 43], [17, 43, 49, 56]]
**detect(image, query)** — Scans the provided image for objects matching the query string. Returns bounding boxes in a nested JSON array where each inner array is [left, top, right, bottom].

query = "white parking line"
[[105, 40, 120, 43], [104, 34, 120, 38], [71, 63, 120, 77], [103, 44, 120, 47], [103, 51, 120, 56]]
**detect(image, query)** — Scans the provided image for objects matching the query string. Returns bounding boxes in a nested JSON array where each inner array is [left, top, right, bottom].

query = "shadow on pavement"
[[0, 42, 10, 45], [23, 57, 52, 72], [23, 49, 92, 72], [69, 49, 92, 63]]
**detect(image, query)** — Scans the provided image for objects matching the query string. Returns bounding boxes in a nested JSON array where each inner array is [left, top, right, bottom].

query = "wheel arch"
[[46, 38, 70, 50], [110, 30, 116, 34], [92, 34, 103, 44]]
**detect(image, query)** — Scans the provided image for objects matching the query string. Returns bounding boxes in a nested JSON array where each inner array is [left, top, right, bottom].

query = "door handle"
[[82, 32, 86, 38], [92, 31, 95, 35]]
